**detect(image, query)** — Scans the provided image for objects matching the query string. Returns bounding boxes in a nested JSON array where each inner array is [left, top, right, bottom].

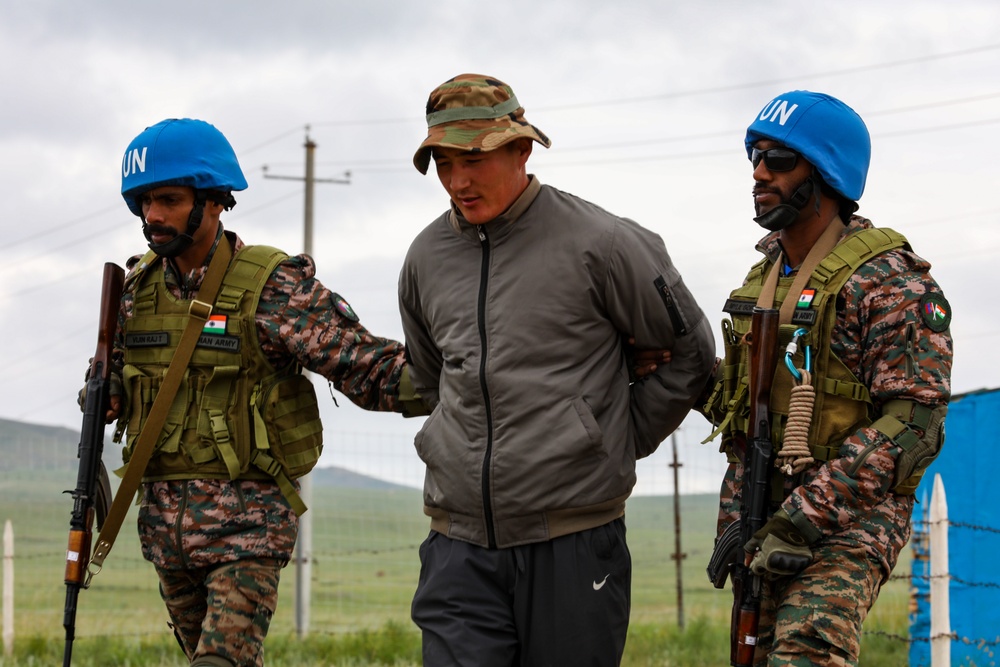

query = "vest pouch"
[[119, 364, 192, 476], [253, 371, 323, 480], [192, 364, 252, 480], [119, 243, 295, 482], [703, 317, 751, 460], [877, 402, 947, 495], [712, 227, 906, 469]]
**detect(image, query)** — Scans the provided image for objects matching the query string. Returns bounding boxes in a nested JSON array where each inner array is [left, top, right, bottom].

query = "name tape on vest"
[[723, 299, 817, 325], [125, 332, 170, 347]]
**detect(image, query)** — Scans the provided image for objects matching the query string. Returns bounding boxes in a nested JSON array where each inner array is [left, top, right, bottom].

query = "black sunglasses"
[[751, 147, 800, 172]]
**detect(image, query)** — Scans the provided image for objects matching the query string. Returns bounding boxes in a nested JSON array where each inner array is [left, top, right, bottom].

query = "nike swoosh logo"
[[593, 574, 610, 591]]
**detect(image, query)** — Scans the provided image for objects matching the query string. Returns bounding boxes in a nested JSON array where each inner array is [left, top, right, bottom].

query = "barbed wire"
[[948, 520, 1000, 535], [866, 629, 1000, 648], [890, 571, 1000, 590], [913, 518, 1000, 534]]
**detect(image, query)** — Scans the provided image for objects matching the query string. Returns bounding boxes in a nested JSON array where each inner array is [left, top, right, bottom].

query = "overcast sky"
[[3, 0, 997, 493]]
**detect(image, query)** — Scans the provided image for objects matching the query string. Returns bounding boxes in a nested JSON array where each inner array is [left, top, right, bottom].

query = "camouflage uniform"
[[115, 226, 412, 666], [712, 216, 952, 666]]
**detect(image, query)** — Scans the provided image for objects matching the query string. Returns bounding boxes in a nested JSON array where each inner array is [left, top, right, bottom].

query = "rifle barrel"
[[730, 307, 780, 666], [62, 262, 124, 667]]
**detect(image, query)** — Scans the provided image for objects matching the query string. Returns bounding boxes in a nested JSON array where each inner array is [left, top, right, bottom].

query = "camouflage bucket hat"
[[413, 73, 551, 174]]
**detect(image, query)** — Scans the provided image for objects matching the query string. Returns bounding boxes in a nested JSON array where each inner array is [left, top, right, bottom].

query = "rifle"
[[730, 306, 779, 667], [63, 262, 124, 667]]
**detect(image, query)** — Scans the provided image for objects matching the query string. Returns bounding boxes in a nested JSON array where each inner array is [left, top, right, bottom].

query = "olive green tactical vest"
[[116, 243, 323, 514], [705, 227, 909, 466]]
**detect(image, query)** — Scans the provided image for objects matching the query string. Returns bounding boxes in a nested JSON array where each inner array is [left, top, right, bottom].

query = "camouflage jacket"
[[716, 216, 953, 577], [116, 226, 410, 569]]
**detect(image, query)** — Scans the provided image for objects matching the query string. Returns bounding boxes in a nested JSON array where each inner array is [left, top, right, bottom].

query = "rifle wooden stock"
[[63, 262, 124, 667], [730, 307, 779, 667]]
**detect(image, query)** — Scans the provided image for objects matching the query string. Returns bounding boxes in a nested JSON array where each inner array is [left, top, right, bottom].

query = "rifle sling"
[[756, 217, 845, 320], [89, 239, 234, 576]]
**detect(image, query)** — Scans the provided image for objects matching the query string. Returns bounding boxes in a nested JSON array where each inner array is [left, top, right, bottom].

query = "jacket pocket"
[[572, 397, 605, 452], [413, 404, 444, 465]]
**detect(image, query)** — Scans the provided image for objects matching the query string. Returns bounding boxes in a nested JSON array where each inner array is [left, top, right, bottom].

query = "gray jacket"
[[398, 178, 715, 548]]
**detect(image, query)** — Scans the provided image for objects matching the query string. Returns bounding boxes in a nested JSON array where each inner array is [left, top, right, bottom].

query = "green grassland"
[[0, 463, 914, 665]]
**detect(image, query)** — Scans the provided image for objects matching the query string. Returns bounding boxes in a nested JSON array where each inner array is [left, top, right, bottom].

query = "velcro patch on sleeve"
[[919, 293, 951, 333], [331, 293, 359, 322]]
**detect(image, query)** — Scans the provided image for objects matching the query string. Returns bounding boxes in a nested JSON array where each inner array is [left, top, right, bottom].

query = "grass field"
[[0, 471, 915, 665]]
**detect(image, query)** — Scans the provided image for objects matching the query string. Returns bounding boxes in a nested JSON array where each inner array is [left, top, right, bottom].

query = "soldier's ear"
[[512, 138, 533, 165]]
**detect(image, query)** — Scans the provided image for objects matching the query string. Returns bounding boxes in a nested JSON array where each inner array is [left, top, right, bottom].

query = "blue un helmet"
[[121, 118, 248, 257], [745, 91, 871, 230]]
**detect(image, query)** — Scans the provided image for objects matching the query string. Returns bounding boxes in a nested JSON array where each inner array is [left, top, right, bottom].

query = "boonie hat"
[[413, 73, 551, 174]]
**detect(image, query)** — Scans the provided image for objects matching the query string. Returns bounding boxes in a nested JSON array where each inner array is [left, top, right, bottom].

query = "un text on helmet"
[[123, 147, 148, 178], [758, 100, 799, 126]]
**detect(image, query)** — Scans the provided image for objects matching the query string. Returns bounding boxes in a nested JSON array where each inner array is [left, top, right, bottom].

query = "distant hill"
[[0, 416, 409, 490], [0, 417, 85, 471], [309, 465, 411, 491]]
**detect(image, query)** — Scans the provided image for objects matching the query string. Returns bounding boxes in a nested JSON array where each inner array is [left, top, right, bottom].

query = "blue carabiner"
[[784, 328, 811, 381]]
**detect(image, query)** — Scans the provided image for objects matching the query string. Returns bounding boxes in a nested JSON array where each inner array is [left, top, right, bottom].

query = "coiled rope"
[[777, 332, 816, 476]]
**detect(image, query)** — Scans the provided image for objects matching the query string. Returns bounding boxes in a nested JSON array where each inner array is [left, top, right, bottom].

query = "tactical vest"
[[704, 227, 914, 478], [115, 243, 323, 514]]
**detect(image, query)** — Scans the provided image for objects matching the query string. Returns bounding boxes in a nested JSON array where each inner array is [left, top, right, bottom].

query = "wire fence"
[[905, 505, 1000, 666], [2, 426, 998, 663]]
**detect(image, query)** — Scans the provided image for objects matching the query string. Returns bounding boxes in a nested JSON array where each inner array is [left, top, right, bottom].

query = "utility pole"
[[263, 126, 350, 638], [670, 431, 687, 629]]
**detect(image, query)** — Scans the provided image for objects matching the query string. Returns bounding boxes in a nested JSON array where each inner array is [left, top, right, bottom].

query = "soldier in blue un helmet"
[[105, 119, 429, 666], [700, 91, 953, 665]]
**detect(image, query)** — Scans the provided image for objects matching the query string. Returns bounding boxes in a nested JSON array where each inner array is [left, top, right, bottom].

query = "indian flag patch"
[[202, 314, 227, 335], [919, 293, 951, 333], [796, 289, 816, 309]]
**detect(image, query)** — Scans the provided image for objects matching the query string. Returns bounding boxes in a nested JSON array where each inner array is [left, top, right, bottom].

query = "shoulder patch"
[[331, 293, 359, 322], [919, 293, 951, 332]]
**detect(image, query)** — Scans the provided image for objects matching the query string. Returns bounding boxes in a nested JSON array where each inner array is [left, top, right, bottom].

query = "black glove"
[[77, 358, 122, 411], [744, 509, 812, 576]]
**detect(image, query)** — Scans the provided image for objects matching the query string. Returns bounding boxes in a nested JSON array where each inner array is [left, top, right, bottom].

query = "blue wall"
[[909, 388, 1000, 667]]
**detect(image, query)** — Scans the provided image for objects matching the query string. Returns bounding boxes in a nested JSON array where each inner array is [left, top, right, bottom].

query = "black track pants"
[[411, 518, 631, 667]]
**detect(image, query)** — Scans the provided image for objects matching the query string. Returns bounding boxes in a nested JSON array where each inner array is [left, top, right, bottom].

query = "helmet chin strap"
[[754, 176, 816, 232], [141, 192, 208, 258]]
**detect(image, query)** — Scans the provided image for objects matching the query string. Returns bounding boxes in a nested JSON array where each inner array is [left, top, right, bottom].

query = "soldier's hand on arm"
[[625, 336, 671, 381]]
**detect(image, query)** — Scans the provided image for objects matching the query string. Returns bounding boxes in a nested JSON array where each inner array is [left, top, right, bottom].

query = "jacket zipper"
[[477, 227, 497, 548]]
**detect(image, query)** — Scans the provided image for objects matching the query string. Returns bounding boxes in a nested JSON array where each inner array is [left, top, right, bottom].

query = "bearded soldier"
[[106, 118, 425, 666], [702, 91, 953, 666]]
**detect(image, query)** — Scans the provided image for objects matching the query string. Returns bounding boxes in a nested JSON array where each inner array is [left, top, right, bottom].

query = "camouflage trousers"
[[746, 542, 882, 667], [157, 558, 283, 667]]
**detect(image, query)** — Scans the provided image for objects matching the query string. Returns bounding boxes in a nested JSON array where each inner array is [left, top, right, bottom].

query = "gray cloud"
[[2, 0, 997, 491]]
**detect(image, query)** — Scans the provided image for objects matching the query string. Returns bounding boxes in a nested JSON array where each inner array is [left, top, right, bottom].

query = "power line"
[[300, 43, 1000, 128], [864, 91, 1000, 116], [534, 43, 1000, 113], [3, 189, 304, 276], [15, 80, 1000, 255], [318, 114, 1000, 173], [878, 116, 1000, 137], [242, 125, 308, 154], [298, 91, 1000, 170], [7, 204, 121, 249]]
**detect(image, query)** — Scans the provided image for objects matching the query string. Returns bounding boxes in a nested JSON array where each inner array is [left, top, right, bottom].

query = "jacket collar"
[[448, 175, 543, 239]]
